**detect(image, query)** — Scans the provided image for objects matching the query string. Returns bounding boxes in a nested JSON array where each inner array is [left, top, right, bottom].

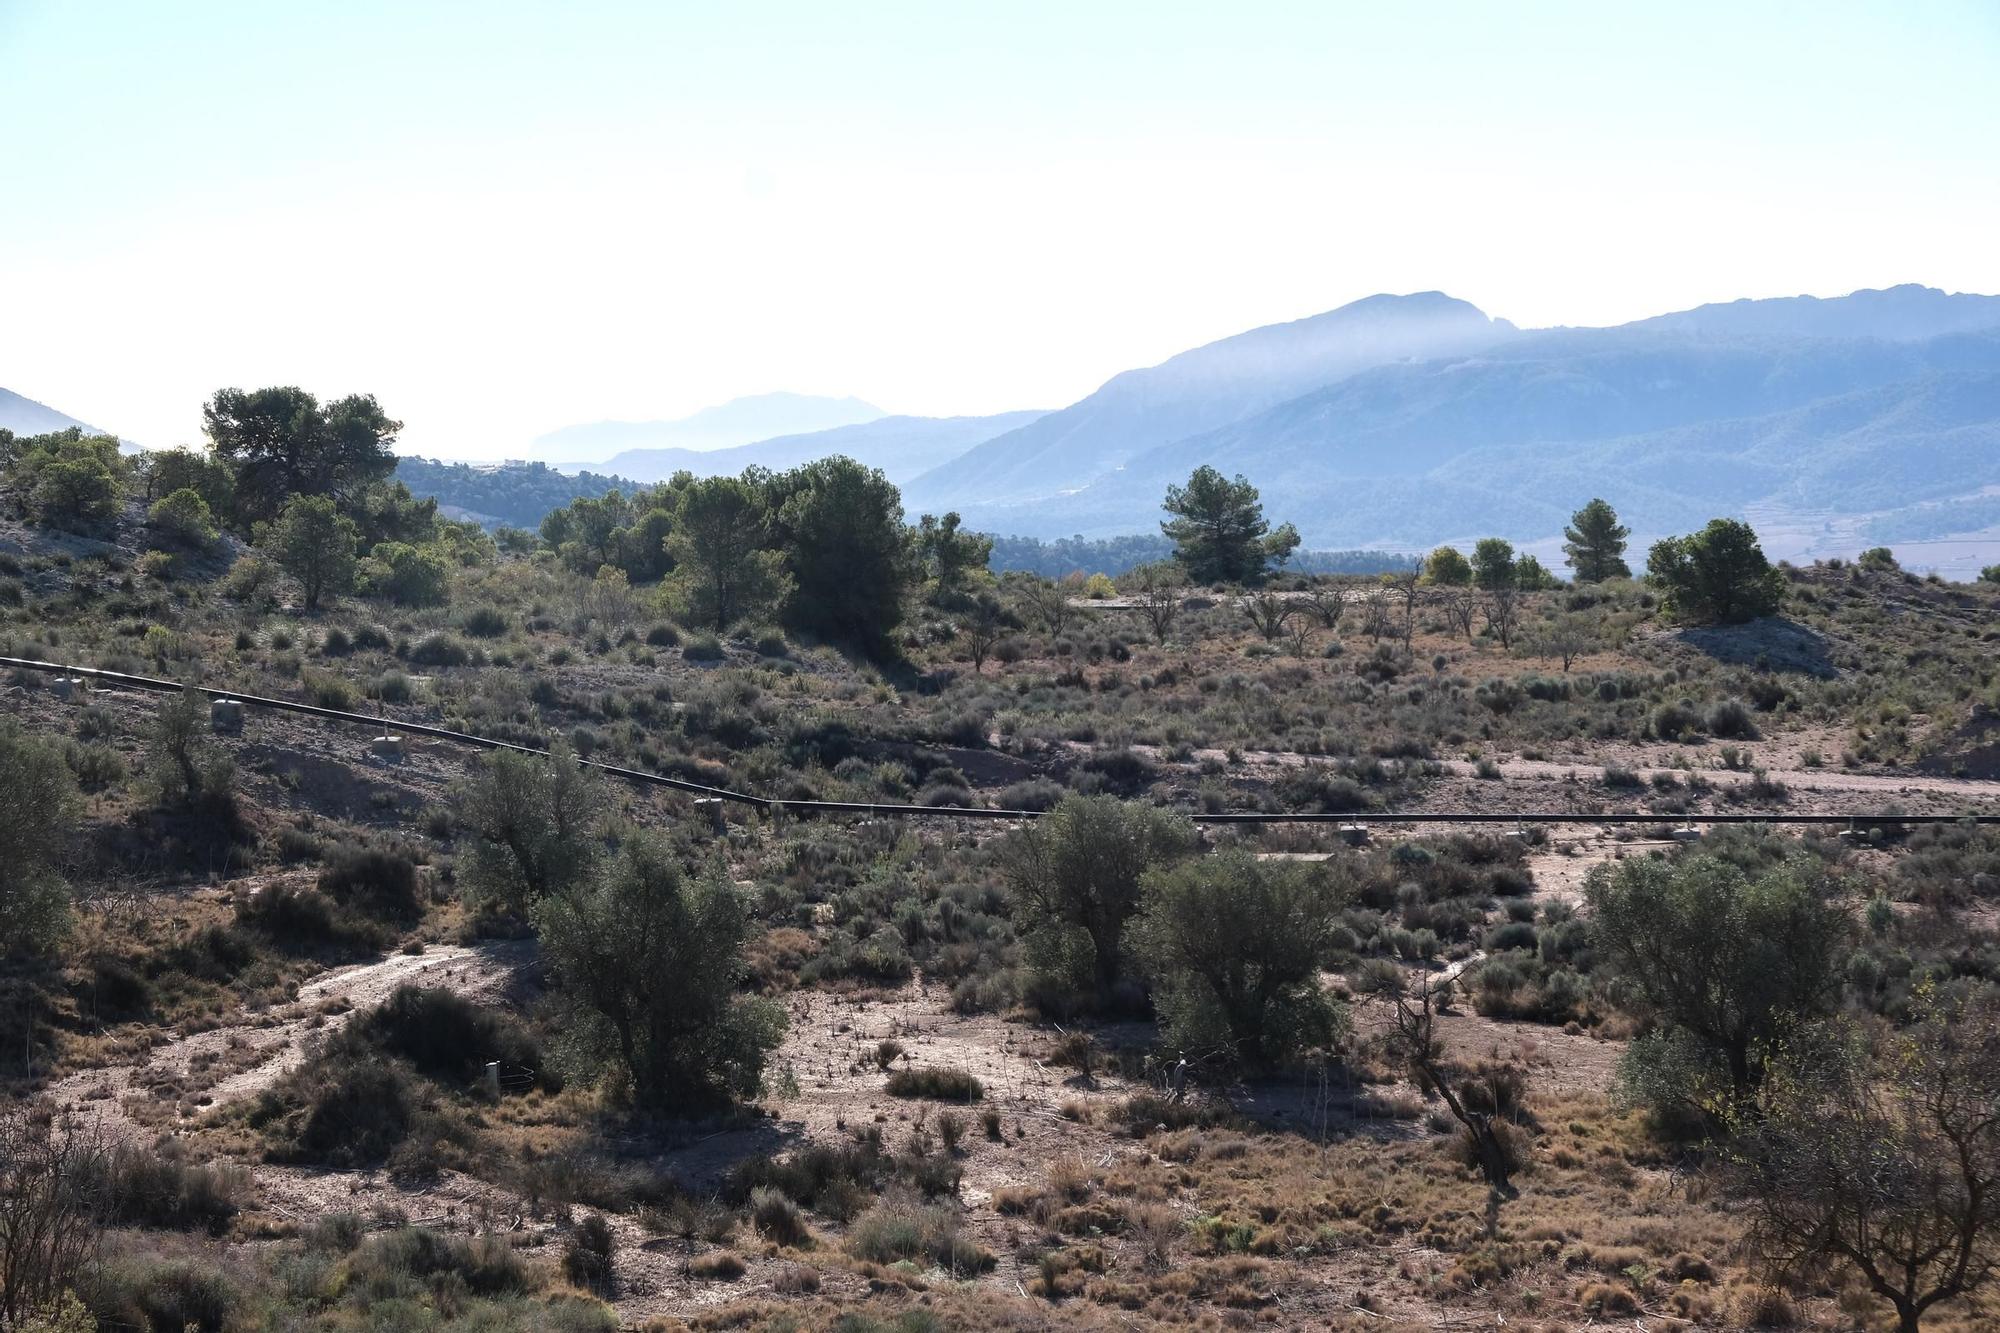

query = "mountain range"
[[890, 283, 2000, 566], [0, 386, 102, 438], [598, 410, 1046, 485], [533, 393, 886, 466]]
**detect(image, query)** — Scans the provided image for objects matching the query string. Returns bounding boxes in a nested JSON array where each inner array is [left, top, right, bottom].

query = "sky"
[[3, 1, 1997, 459]]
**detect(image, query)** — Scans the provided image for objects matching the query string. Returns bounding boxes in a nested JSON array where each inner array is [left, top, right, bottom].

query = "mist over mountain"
[[901, 292, 1517, 510], [602, 410, 1044, 485], [0, 386, 103, 438], [901, 286, 2000, 564], [532, 392, 885, 466]]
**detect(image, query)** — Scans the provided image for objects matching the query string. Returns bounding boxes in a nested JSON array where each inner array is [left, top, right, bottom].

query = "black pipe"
[[6, 655, 1998, 827]]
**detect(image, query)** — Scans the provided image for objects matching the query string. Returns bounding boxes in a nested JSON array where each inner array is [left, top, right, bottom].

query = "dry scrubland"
[[3, 436, 2000, 1332]]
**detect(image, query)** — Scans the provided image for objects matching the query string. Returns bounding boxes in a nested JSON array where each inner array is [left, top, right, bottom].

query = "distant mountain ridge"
[[900, 285, 2000, 563], [1618, 283, 2000, 343], [533, 392, 885, 466], [903, 291, 1518, 510], [0, 386, 103, 438], [602, 410, 1046, 485]]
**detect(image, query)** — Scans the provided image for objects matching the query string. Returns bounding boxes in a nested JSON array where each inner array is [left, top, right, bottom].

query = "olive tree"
[[455, 744, 606, 916], [1131, 851, 1349, 1066], [1741, 991, 2000, 1333], [1586, 848, 1850, 1121], [535, 836, 785, 1112], [0, 725, 80, 959], [999, 795, 1194, 1008]]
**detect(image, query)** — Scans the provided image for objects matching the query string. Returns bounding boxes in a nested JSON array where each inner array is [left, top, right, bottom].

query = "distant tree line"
[[0, 402, 1799, 641], [393, 457, 636, 530], [985, 531, 1418, 580]]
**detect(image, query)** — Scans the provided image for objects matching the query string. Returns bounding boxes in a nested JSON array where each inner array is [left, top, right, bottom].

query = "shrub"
[[252, 1051, 418, 1167], [1651, 699, 1703, 741], [349, 985, 547, 1089], [689, 1251, 746, 1279], [1707, 698, 1760, 740], [460, 605, 511, 638], [97, 1143, 247, 1234], [885, 1067, 984, 1102], [91, 1258, 237, 1333], [351, 1226, 531, 1297], [750, 1186, 812, 1246], [844, 1191, 994, 1272], [235, 882, 386, 955], [996, 777, 1066, 812], [407, 632, 471, 667], [562, 1213, 617, 1294], [317, 845, 423, 924], [728, 1135, 959, 1217]]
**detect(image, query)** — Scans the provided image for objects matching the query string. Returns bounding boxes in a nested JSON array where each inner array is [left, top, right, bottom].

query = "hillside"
[[391, 457, 642, 529], [0, 385, 103, 437], [601, 409, 1045, 484], [531, 391, 886, 466]]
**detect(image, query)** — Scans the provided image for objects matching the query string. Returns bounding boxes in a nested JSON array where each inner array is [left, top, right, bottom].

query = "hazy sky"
[[4, 1, 1997, 458]]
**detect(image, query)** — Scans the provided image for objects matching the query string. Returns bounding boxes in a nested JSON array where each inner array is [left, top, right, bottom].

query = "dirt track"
[[47, 938, 534, 1141]]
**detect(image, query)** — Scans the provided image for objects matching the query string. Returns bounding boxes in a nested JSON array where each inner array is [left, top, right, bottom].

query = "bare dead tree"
[[1130, 562, 1185, 640], [1381, 569, 1422, 651], [958, 596, 1009, 675], [1296, 581, 1347, 632], [1365, 968, 1521, 1237], [0, 1108, 105, 1327], [1020, 576, 1079, 638], [1239, 588, 1294, 642]]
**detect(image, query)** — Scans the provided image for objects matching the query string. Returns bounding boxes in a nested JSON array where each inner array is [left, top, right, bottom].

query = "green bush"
[[235, 882, 387, 955], [146, 488, 218, 546], [407, 631, 471, 666], [461, 605, 511, 638], [317, 845, 422, 924], [350, 985, 549, 1090], [252, 1051, 419, 1167], [1132, 851, 1349, 1067], [88, 1257, 237, 1333], [351, 1226, 532, 1296], [0, 723, 80, 958], [562, 1213, 616, 1294]]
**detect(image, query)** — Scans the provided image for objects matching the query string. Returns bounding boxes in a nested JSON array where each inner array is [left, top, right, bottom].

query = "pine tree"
[[1562, 498, 1631, 582]]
